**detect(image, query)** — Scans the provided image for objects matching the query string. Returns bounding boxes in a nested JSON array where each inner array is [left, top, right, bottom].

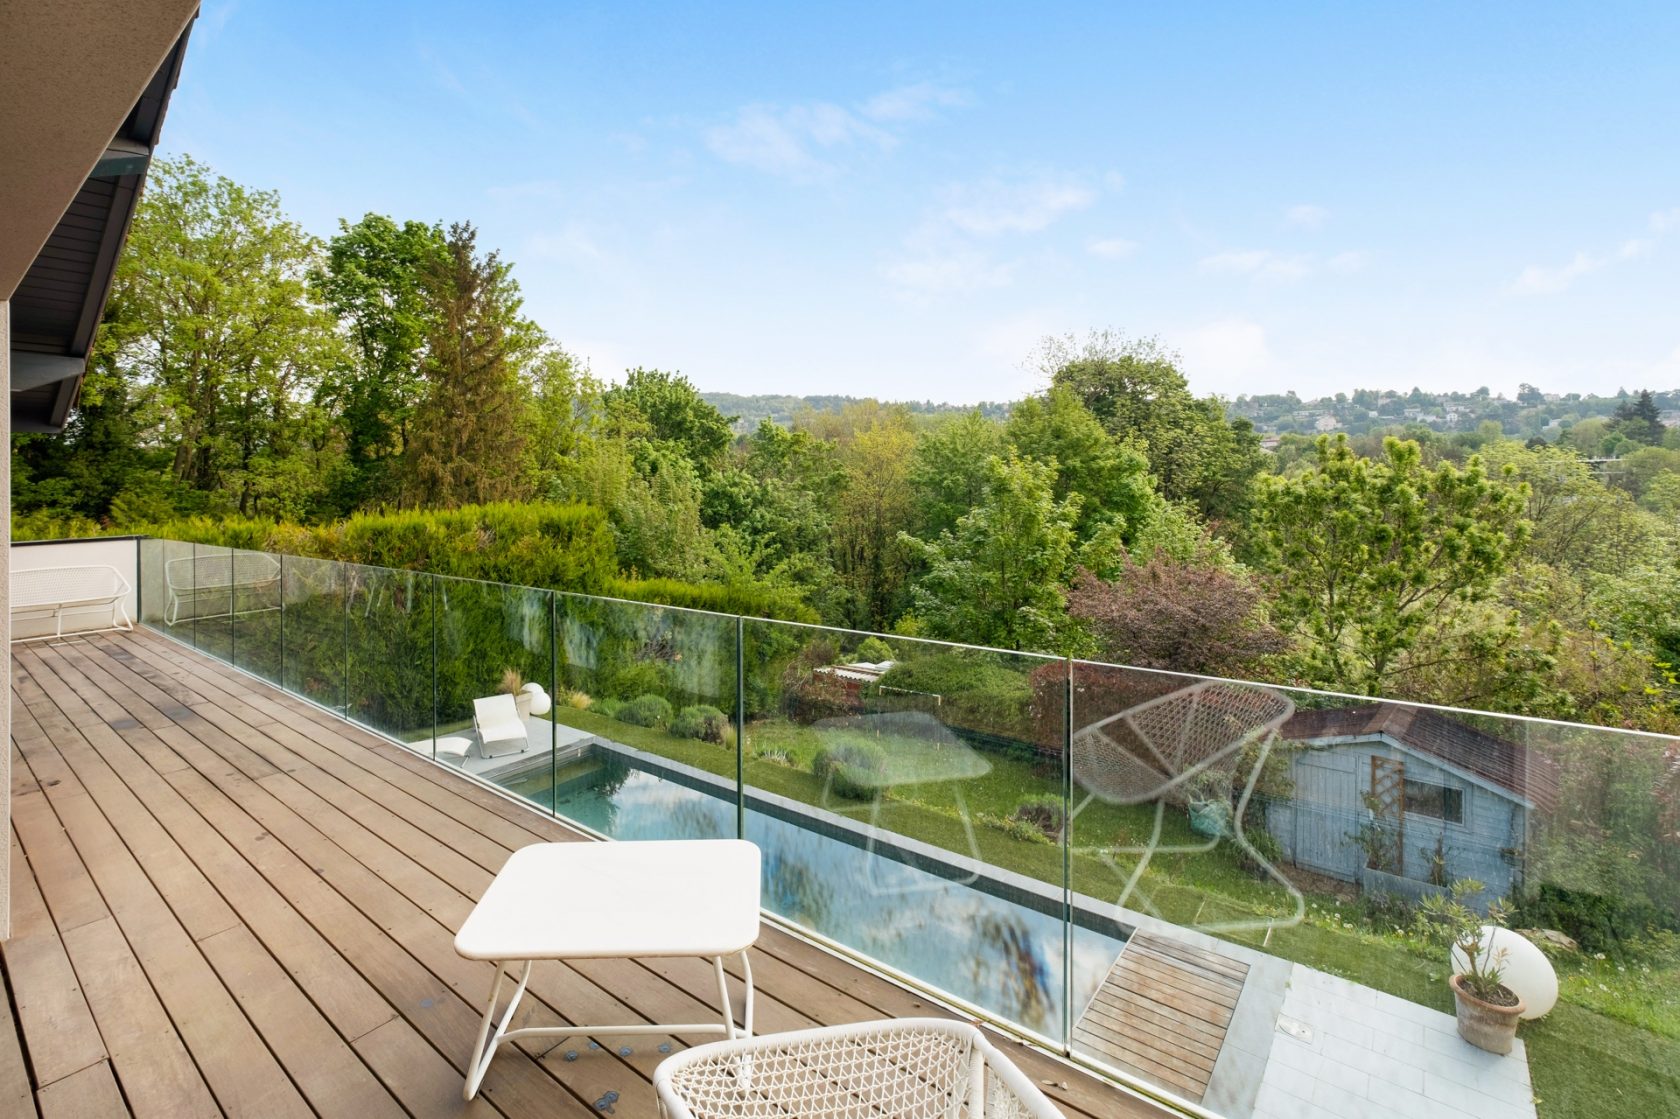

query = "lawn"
[[540, 707, 1679, 1119]]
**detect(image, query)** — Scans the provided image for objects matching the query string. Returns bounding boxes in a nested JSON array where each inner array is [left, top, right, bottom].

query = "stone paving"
[[1252, 965, 1537, 1119]]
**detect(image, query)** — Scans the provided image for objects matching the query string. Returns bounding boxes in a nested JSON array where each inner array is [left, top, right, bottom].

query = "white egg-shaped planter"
[[1451, 926, 1557, 1020], [521, 682, 553, 717]]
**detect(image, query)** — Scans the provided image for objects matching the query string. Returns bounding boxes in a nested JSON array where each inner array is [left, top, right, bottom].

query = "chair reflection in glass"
[[1070, 679, 1303, 935], [810, 710, 991, 895]]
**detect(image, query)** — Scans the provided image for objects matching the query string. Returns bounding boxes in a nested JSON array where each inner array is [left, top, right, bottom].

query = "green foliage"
[[874, 652, 1038, 745], [605, 367, 735, 473], [811, 738, 889, 800], [1413, 879, 1514, 1001], [1516, 884, 1680, 957], [1253, 435, 1530, 694], [900, 450, 1082, 654], [909, 410, 1009, 538], [671, 704, 730, 742], [617, 694, 674, 728], [854, 636, 895, 662], [1010, 793, 1066, 839], [1006, 387, 1161, 544], [591, 697, 624, 719]]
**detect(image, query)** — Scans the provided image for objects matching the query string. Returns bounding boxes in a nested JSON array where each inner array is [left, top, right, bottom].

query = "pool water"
[[510, 753, 1124, 1037]]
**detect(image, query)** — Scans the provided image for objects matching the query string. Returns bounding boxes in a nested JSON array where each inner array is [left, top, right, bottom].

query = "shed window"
[[1404, 779, 1463, 824]]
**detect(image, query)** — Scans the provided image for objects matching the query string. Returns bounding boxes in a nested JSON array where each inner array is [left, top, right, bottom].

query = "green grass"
[[541, 707, 1680, 1119]]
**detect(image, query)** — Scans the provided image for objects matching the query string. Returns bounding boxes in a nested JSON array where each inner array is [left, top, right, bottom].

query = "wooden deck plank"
[[1071, 930, 1251, 1104], [34, 1060, 127, 1119], [8, 630, 1175, 1119], [0, 963, 36, 1119]]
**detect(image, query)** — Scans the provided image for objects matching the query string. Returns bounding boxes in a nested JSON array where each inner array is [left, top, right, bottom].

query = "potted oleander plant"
[[1414, 879, 1525, 1054]]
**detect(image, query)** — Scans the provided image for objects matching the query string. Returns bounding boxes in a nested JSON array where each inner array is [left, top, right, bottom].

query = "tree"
[[1040, 331, 1263, 521], [900, 450, 1081, 653], [314, 214, 448, 509], [1612, 389, 1666, 446], [1067, 555, 1286, 675], [1006, 387, 1161, 543], [832, 409, 918, 630], [404, 222, 537, 508], [604, 367, 735, 475], [1252, 435, 1529, 694], [105, 155, 343, 518], [908, 409, 1008, 538]]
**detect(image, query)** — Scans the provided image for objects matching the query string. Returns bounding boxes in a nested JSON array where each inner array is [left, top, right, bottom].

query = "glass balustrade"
[[133, 537, 1680, 1119]]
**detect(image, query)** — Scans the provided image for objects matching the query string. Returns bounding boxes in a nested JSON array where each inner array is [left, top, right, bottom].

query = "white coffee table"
[[454, 839, 762, 1100]]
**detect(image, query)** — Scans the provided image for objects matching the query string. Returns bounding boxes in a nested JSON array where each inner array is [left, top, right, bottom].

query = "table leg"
[[465, 959, 533, 1101]]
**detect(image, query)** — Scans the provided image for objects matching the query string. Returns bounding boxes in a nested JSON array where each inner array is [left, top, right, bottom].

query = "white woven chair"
[[654, 1018, 1064, 1119], [1070, 679, 1301, 933]]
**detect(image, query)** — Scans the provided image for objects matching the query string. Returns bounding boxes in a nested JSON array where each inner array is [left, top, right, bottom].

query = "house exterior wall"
[[1266, 737, 1525, 900]]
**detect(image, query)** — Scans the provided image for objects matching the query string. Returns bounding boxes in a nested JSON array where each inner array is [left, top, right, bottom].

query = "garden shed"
[[1265, 705, 1559, 903]]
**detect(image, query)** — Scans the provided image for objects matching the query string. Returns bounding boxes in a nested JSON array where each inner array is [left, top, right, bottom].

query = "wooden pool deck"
[[3, 629, 1173, 1119]]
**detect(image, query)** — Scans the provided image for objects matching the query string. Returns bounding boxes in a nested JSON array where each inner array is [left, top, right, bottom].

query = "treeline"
[[701, 392, 1013, 433], [14, 156, 1680, 734], [1237, 383, 1680, 448]]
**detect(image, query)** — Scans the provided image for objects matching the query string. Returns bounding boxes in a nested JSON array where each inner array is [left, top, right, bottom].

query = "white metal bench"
[[11, 565, 134, 641], [164, 552, 282, 625]]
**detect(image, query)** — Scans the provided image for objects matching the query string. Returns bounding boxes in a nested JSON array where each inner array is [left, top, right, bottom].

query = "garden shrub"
[[854, 635, 895, 663], [1514, 883, 1679, 956], [877, 652, 1042, 751], [672, 704, 730, 743], [617, 694, 674, 728], [566, 690, 592, 709], [1010, 793, 1066, 839], [812, 738, 889, 800], [592, 697, 624, 719], [609, 661, 670, 701]]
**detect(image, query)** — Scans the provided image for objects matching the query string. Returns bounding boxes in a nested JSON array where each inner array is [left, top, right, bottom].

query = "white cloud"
[[525, 223, 609, 264], [1510, 208, 1675, 295], [1200, 249, 1314, 282], [882, 247, 1012, 298], [1286, 203, 1329, 229], [704, 103, 891, 178], [860, 82, 968, 122], [704, 82, 965, 179], [1327, 250, 1369, 273], [1179, 319, 1274, 387], [1087, 237, 1138, 260], [939, 176, 1097, 235]]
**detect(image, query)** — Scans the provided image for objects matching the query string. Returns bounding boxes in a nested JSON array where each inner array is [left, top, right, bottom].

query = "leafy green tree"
[[832, 408, 918, 630], [1252, 435, 1529, 694], [105, 155, 344, 518], [1005, 387, 1160, 542], [1040, 331, 1263, 522], [404, 222, 538, 508], [605, 367, 735, 475], [907, 410, 1009, 538], [1611, 389, 1666, 446], [900, 450, 1081, 653], [314, 213, 448, 509]]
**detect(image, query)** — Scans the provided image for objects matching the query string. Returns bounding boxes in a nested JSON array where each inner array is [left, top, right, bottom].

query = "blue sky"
[[165, 2, 1680, 403]]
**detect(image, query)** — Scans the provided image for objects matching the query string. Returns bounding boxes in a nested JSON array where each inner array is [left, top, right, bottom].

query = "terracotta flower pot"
[[1450, 973, 1525, 1054]]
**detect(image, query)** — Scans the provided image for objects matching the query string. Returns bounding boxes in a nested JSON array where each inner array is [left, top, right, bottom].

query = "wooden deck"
[[1072, 932, 1250, 1104], [3, 629, 1173, 1119]]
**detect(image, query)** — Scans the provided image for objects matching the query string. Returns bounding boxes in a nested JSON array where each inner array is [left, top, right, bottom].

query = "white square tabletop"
[[455, 839, 762, 962]]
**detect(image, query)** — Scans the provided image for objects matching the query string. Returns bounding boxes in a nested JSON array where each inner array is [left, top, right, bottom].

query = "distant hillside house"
[[1266, 705, 1558, 904]]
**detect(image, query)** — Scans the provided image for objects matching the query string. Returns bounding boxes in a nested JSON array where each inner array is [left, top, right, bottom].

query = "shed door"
[[1291, 757, 1364, 880]]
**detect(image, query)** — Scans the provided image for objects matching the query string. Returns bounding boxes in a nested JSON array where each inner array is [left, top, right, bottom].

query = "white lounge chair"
[[654, 1017, 1064, 1119], [473, 695, 528, 758]]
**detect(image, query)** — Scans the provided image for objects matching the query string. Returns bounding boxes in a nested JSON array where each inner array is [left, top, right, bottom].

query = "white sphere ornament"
[[1451, 926, 1557, 1020], [521, 682, 553, 717]]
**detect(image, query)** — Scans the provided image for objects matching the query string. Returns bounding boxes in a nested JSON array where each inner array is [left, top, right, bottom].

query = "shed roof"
[[1284, 704, 1560, 812]]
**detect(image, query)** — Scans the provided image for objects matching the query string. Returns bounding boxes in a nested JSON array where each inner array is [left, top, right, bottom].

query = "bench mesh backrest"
[[12, 567, 125, 605]]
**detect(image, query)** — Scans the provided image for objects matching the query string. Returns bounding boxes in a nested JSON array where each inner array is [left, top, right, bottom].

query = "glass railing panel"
[[433, 575, 556, 810], [228, 548, 284, 686], [150, 537, 198, 641], [137, 537, 167, 628], [189, 543, 235, 662], [345, 564, 436, 756], [543, 593, 740, 838], [741, 620, 1072, 1043], [1066, 659, 1680, 1118], [280, 554, 348, 715]]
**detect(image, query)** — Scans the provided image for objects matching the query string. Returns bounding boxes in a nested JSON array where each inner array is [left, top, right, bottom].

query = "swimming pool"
[[505, 748, 1125, 1038]]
